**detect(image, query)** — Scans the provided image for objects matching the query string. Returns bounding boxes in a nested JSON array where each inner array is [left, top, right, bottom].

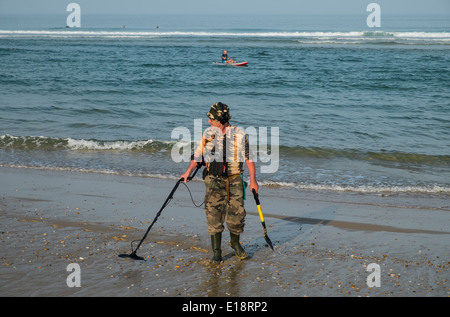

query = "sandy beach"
[[0, 166, 448, 297]]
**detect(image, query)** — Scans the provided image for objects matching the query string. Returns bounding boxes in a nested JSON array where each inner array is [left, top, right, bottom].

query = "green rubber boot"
[[210, 233, 222, 263], [230, 232, 247, 260]]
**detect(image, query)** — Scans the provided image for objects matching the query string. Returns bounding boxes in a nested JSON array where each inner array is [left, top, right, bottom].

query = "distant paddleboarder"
[[222, 50, 236, 64]]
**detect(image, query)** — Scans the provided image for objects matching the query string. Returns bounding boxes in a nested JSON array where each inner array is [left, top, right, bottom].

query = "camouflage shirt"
[[194, 125, 250, 176]]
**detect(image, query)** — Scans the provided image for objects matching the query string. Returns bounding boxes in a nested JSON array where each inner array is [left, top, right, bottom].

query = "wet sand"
[[0, 166, 449, 297]]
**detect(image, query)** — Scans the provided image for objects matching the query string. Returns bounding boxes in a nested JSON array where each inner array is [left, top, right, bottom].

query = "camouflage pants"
[[204, 174, 246, 235]]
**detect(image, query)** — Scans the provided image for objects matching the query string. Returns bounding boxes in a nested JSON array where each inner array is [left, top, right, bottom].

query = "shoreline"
[[0, 166, 448, 297]]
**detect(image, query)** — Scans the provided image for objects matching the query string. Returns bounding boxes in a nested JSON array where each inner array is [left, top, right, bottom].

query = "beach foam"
[[1, 30, 449, 44]]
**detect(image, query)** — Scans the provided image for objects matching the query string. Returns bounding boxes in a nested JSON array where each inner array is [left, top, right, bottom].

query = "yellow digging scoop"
[[251, 189, 274, 250]]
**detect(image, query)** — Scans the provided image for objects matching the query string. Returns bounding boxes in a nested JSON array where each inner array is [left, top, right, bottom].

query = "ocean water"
[[0, 14, 449, 195]]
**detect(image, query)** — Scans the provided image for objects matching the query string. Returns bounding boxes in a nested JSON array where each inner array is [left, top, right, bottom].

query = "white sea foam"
[[0, 134, 174, 151], [1, 30, 449, 41], [65, 138, 158, 150], [260, 180, 450, 194], [1, 162, 448, 195], [0, 163, 180, 180]]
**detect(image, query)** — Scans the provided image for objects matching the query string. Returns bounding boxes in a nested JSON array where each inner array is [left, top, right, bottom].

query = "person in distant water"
[[181, 102, 258, 263], [222, 50, 235, 64]]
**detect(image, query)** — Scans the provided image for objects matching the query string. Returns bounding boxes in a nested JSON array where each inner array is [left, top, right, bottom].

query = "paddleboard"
[[213, 61, 248, 67]]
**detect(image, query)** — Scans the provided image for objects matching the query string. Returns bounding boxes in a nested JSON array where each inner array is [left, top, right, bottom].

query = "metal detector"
[[118, 164, 202, 261]]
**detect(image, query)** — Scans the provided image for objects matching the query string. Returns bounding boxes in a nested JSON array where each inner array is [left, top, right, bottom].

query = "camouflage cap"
[[206, 102, 231, 123]]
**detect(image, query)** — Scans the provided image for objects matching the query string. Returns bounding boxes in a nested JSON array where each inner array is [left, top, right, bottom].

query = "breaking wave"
[[1, 29, 449, 44], [1, 135, 449, 195], [0, 135, 172, 152], [2, 134, 449, 167]]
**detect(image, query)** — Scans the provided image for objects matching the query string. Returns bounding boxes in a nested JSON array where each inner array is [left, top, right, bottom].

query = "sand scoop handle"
[[254, 195, 265, 222], [252, 189, 274, 250]]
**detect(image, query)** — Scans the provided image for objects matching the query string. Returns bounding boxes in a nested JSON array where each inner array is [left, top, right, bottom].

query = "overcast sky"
[[1, 0, 449, 15]]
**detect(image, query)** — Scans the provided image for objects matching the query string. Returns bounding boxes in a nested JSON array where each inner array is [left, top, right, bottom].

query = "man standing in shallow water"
[[181, 102, 259, 263]]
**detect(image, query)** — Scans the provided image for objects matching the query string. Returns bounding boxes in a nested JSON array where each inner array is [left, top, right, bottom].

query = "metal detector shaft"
[[119, 164, 201, 260], [252, 189, 274, 250]]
